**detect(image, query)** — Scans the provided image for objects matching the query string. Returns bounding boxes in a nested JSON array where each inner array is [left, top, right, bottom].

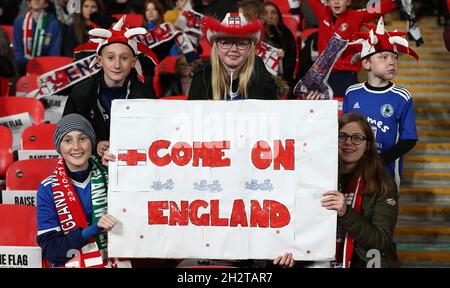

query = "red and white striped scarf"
[[335, 174, 363, 268], [23, 11, 47, 59]]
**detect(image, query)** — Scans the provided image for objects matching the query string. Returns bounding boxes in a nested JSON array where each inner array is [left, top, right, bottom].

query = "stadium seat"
[[6, 158, 58, 190], [21, 123, 57, 150], [199, 37, 211, 60], [26, 56, 72, 75], [15, 74, 39, 97], [282, 14, 299, 41], [156, 56, 178, 74], [0, 126, 13, 179], [0, 25, 13, 45], [0, 204, 38, 246], [0, 76, 9, 96], [112, 13, 144, 27], [160, 95, 188, 100], [0, 97, 45, 125], [272, 0, 290, 14]]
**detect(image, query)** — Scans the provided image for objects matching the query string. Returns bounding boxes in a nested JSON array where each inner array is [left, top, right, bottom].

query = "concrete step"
[[398, 251, 450, 263], [396, 79, 450, 86], [415, 97, 450, 103], [400, 186, 450, 195], [397, 243, 450, 252], [415, 106, 450, 113], [400, 62, 450, 69], [408, 87, 450, 93], [417, 130, 450, 137], [410, 143, 450, 154], [414, 113, 450, 121], [395, 226, 450, 236], [404, 155, 450, 163]]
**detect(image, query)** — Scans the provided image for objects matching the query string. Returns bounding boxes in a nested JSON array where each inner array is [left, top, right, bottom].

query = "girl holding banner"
[[37, 113, 129, 268], [188, 12, 278, 100], [321, 113, 399, 268]]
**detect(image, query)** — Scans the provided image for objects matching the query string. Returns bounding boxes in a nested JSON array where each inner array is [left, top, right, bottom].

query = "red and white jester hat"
[[75, 15, 158, 75], [202, 12, 263, 45], [351, 17, 419, 62]]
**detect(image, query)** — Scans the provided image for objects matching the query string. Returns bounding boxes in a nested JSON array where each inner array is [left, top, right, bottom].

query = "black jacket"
[[188, 57, 278, 100], [63, 70, 151, 142]]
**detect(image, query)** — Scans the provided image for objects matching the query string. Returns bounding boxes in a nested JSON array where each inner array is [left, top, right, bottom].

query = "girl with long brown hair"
[[321, 112, 399, 268]]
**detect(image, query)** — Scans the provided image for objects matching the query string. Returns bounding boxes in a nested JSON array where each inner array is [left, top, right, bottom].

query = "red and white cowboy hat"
[[350, 17, 419, 62], [74, 15, 158, 76], [202, 12, 263, 44]]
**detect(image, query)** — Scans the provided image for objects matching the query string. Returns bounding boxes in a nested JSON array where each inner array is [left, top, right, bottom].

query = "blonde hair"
[[210, 42, 256, 100]]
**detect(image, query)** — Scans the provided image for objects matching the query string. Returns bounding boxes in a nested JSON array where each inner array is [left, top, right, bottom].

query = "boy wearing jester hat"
[[343, 17, 419, 188], [63, 16, 158, 158], [13, 0, 62, 75]]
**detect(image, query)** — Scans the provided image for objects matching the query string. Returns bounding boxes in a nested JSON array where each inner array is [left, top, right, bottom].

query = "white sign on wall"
[[0, 112, 32, 151], [108, 99, 338, 261], [17, 150, 60, 161], [2, 190, 37, 206], [0, 246, 42, 268]]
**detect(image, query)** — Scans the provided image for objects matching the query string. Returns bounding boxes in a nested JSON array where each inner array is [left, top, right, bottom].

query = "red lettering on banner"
[[190, 200, 210, 226], [251, 141, 272, 169], [270, 200, 291, 228], [171, 142, 192, 166], [169, 201, 189, 225], [148, 201, 168, 224], [148, 200, 291, 228], [148, 140, 231, 167], [230, 200, 248, 227], [274, 139, 295, 170], [252, 140, 295, 170], [250, 200, 269, 227], [149, 140, 171, 166], [210, 200, 228, 226]]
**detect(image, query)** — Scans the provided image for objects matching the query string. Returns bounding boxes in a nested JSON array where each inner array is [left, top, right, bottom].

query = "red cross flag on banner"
[[118, 149, 147, 166]]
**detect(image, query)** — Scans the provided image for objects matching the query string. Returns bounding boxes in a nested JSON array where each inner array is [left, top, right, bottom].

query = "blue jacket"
[[13, 12, 62, 63]]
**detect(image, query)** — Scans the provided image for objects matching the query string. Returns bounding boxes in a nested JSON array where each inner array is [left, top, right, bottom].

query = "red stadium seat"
[[272, 0, 290, 14], [6, 158, 58, 190], [15, 74, 39, 97], [21, 123, 57, 150], [0, 126, 13, 179], [113, 13, 144, 27], [282, 14, 299, 41], [0, 25, 13, 45], [199, 37, 211, 60], [154, 56, 178, 98], [160, 95, 188, 100], [156, 56, 178, 74], [0, 204, 38, 246], [0, 76, 9, 96], [26, 56, 72, 75], [0, 96, 45, 125]]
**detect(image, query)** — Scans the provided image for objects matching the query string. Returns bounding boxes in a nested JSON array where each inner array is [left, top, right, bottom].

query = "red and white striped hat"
[[351, 17, 419, 61], [74, 16, 158, 75], [202, 12, 263, 44]]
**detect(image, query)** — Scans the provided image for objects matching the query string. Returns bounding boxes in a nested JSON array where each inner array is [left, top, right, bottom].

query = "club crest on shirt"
[[339, 23, 348, 32], [380, 104, 394, 118]]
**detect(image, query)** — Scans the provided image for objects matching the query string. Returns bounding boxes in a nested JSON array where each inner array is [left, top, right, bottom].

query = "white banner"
[[17, 150, 60, 161], [1, 190, 37, 206], [108, 99, 338, 261], [0, 112, 32, 151], [0, 246, 42, 268]]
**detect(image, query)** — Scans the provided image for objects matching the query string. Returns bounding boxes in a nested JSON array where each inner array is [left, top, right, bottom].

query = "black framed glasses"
[[338, 132, 367, 145], [217, 40, 252, 50]]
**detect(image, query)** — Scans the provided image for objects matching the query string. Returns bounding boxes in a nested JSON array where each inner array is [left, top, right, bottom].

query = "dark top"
[[63, 69, 152, 142], [188, 56, 278, 100]]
